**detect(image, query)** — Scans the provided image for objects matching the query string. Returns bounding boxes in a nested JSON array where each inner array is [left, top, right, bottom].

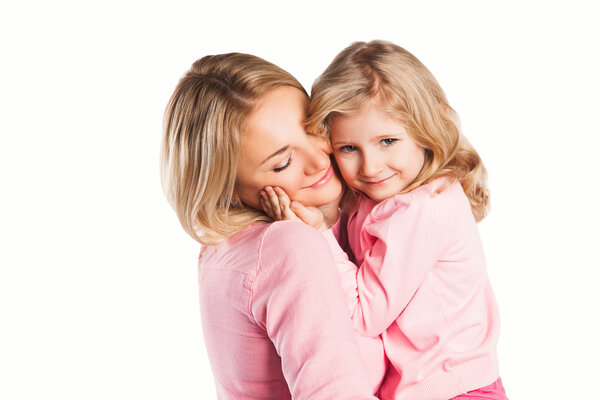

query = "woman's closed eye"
[[273, 155, 292, 172]]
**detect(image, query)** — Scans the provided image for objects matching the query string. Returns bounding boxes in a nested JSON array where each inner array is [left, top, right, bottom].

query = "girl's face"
[[330, 100, 425, 202], [236, 86, 342, 210]]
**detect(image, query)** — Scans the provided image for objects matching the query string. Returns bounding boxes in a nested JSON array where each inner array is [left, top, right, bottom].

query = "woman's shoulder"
[[199, 223, 268, 272], [201, 221, 327, 265], [254, 221, 337, 290], [260, 220, 327, 252]]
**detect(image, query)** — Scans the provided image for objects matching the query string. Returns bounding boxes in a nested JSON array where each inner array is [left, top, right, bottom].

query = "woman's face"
[[236, 86, 342, 211]]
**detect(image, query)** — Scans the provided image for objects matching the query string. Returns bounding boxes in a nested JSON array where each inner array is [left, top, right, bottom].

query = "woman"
[[160, 53, 384, 399]]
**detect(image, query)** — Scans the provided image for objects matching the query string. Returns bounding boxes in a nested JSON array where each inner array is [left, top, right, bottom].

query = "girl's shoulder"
[[357, 177, 469, 226]]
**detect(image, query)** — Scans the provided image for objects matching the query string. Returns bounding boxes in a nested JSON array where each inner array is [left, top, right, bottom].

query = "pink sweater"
[[197, 220, 383, 400], [338, 178, 501, 400]]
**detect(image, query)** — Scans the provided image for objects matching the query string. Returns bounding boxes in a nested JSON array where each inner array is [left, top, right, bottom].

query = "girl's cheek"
[[336, 159, 353, 178]]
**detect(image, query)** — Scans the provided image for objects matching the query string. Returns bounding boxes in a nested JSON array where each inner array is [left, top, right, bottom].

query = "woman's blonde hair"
[[161, 53, 306, 245], [307, 40, 489, 221]]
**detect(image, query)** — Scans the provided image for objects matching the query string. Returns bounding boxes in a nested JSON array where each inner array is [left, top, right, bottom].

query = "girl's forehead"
[[329, 101, 408, 142]]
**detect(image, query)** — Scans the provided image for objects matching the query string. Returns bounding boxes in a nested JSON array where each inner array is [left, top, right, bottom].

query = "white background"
[[1, 1, 599, 399]]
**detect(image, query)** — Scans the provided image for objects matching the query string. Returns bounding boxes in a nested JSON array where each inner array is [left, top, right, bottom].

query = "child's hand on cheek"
[[260, 186, 326, 231]]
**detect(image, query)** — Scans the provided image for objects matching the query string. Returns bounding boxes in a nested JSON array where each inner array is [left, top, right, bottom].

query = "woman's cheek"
[[277, 171, 303, 200]]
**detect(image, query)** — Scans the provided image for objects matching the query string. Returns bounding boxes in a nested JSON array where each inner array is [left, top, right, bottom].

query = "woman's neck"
[[318, 192, 342, 229]]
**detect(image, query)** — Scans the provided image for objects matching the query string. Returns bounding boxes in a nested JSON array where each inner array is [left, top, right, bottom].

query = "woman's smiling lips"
[[304, 165, 334, 189]]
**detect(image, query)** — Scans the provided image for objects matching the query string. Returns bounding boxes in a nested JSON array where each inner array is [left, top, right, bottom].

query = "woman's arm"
[[250, 221, 377, 400]]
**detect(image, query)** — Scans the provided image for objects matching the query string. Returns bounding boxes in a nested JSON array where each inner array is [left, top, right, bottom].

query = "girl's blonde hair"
[[161, 53, 306, 245], [307, 40, 489, 221]]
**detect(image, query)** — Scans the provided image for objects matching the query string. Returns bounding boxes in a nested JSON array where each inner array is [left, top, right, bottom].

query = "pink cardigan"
[[337, 178, 501, 400], [197, 220, 382, 400]]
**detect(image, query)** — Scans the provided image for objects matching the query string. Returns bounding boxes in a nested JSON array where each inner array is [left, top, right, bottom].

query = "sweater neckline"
[[362, 176, 453, 221]]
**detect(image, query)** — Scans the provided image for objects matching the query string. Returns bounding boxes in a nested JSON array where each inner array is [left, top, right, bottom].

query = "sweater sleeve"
[[250, 221, 377, 400], [348, 201, 444, 337], [322, 228, 360, 315]]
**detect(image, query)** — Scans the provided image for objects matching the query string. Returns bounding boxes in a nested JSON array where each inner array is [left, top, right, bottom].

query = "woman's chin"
[[299, 180, 343, 208]]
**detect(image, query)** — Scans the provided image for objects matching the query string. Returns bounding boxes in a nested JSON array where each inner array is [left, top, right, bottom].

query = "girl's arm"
[[346, 201, 444, 337], [259, 186, 443, 337], [250, 221, 378, 400]]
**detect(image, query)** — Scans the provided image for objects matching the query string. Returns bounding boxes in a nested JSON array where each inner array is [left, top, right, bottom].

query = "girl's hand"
[[260, 186, 326, 231]]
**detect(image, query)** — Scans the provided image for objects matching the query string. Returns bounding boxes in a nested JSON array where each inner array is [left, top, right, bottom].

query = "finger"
[[265, 186, 282, 220], [260, 190, 270, 208], [273, 187, 291, 203], [290, 201, 317, 225], [273, 187, 294, 218], [260, 196, 275, 219], [260, 196, 273, 218], [282, 206, 300, 221], [260, 190, 271, 212], [274, 187, 302, 221]]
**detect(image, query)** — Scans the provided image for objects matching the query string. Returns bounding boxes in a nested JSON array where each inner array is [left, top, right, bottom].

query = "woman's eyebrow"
[[259, 145, 290, 166]]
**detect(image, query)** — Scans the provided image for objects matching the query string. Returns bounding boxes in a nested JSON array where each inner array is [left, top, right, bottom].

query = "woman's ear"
[[230, 192, 242, 209], [324, 138, 333, 155], [308, 133, 334, 155]]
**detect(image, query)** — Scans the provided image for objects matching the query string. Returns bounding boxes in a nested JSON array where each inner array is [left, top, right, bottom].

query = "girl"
[[263, 41, 507, 400], [160, 52, 383, 399]]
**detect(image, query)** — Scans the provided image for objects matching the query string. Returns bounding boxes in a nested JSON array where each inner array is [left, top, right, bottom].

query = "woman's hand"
[[260, 186, 326, 231]]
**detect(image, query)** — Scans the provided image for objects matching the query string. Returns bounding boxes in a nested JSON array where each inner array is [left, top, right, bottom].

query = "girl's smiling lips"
[[361, 174, 397, 185], [304, 165, 334, 189]]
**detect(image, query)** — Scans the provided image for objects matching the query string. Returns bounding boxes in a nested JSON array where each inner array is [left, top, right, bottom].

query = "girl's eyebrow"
[[373, 133, 403, 139], [330, 139, 349, 145], [259, 145, 290, 166]]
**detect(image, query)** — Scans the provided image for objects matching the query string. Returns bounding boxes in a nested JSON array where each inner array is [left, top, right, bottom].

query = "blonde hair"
[[161, 53, 306, 245], [307, 40, 489, 221]]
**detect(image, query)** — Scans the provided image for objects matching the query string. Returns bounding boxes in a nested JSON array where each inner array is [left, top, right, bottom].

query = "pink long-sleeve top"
[[197, 220, 383, 400], [339, 177, 501, 400]]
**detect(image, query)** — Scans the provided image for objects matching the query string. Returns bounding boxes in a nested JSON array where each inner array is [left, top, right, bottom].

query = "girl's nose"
[[360, 152, 383, 177]]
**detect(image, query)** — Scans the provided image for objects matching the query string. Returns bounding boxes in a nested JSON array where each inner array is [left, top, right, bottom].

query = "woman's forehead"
[[241, 87, 308, 162]]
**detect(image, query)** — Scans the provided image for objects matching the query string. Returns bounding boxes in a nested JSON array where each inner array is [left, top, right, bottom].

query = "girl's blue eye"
[[273, 156, 292, 172], [381, 138, 398, 146], [339, 145, 358, 153]]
